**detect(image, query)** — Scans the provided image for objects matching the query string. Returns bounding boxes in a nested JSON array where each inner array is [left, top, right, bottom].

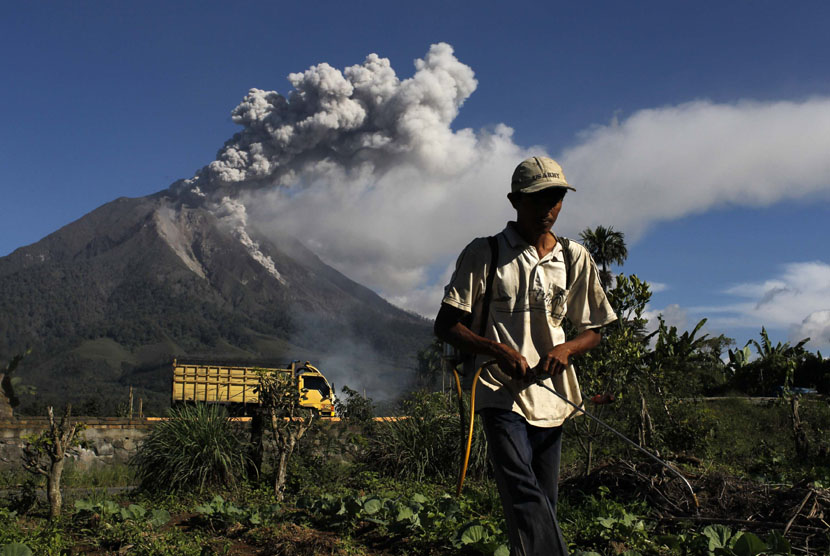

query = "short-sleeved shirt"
[[441, 222, 617, 427]]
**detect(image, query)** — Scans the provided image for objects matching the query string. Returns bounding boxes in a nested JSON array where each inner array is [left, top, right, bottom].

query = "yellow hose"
[[453, 360, 493, 497]]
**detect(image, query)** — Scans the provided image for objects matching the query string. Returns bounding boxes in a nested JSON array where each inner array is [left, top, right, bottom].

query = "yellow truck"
[[171, 359, 336, 416]]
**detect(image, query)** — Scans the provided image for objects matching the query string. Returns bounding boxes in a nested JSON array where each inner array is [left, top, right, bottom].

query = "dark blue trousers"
[[480, 408, 569, 556]]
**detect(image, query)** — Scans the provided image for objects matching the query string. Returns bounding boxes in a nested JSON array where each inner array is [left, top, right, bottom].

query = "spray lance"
[[452, 360, 699, 513]]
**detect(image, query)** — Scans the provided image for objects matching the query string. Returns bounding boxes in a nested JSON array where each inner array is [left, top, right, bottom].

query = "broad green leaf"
[[362, 496, 383, 515], [225, 504, 245, 516], [125, 504, 146, 520], [411, 493, 428, 504], [493, 545, 510, 556], [765, 531, 791, 554], [732, 533, 767, 556], [1, 544, 33, 556], [74, 499, 96, 512], [101, 501, 120, 517], [194, 504, 214, 515], [396, 505, 415, 522], [703, 524, 735, 550], [149, 508, 171, 528], [459, 523, 489, 545]]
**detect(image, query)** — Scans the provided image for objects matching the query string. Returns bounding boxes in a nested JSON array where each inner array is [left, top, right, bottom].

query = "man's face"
[[512, 188, 565, 235]]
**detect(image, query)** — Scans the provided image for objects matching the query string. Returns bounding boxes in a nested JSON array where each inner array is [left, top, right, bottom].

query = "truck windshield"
[[302, 376, 331, 399]]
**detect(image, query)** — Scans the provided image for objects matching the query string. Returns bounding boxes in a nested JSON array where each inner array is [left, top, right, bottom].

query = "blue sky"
[[2, 1, 829, 353]]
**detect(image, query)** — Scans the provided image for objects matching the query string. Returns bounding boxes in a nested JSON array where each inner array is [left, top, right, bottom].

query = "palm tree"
[[579, 225, 628, 289]]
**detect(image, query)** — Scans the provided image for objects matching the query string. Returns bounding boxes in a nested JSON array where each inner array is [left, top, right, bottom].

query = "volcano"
[[0, 191, 432, 415]]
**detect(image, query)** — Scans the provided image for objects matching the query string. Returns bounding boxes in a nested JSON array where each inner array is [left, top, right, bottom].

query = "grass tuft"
[[130, 404, 251, 493]]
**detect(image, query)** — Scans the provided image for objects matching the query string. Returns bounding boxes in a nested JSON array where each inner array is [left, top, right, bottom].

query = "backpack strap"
[[477, 235, 499, 337], [556, 235, 573, 290]]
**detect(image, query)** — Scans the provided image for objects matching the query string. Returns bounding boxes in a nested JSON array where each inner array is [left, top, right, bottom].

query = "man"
[[434, 156, 617, 556]]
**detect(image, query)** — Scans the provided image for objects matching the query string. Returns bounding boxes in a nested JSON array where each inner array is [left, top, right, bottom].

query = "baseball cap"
[[511, 156, 575, 194]]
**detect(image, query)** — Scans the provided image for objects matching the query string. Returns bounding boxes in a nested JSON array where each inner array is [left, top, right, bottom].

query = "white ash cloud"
[[182, 42, 479, 196], [177, 43, 830, 323]]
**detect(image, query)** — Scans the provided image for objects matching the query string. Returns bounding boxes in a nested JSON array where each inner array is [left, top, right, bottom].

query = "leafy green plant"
[[129, 403, 251, 493], [2, 352, 34, 414], [659, 524, 792, 556], [0, 543, 33, 556], [453, 521, 509, 556], [562, 486, 656, 554], [255, 370, 316, 500], [365, 390, 487, 483], [573, 273, 651, 474], [74, 498, 171, 528], [334, 385, 374, 423], [194, 494, 274, 531], [21, 405, 84, 518], [299, 489, 508, 555], [730, 328, 809, 396]]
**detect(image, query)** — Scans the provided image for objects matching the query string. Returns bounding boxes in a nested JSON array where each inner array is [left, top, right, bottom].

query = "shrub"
[[130, 403, 251, 492], [334, 385, 374, 423], [364, 391, 488, 483]]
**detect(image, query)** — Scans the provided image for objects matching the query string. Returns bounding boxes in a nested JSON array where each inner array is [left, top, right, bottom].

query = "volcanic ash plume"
[[173, 43, 525, 316], [180, 42, 480, 196], [214, 197, 286, 285]]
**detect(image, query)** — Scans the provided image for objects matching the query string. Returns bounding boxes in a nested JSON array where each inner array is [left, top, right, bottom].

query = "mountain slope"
[[0, 193, 432, 414]]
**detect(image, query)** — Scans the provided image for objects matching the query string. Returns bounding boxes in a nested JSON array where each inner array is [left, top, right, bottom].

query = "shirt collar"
[[502, 222, 563, 260]]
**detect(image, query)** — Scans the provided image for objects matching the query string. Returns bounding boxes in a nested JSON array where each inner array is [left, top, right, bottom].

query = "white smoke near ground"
[[177, 43, 830, 333]]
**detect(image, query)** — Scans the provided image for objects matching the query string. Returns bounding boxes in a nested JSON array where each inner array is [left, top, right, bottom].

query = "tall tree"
[[579, 225, 628, 289]]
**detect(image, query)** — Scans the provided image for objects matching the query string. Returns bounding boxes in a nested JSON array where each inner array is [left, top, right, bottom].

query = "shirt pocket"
[[489, 273, 520, 315], [547, 285, 568, 327]]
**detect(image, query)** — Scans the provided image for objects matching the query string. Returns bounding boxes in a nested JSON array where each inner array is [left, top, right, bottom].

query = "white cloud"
[[643, 303, 689, 334], [648, 281, 668, 293], [560, 98, 830, 240], [793, 310, 830, 352], [693, 261, 830, 351]]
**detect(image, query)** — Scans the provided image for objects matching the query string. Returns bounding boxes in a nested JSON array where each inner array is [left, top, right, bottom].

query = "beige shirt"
[[442, 222, 617, 427]]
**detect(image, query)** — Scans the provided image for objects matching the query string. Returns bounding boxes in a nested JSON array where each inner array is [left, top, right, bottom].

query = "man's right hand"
[[495, 344, 530, 380], [435, 304, 530, 380]]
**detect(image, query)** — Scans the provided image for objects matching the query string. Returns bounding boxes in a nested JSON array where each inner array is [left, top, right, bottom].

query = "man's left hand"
[[534, 344, 572, 377]]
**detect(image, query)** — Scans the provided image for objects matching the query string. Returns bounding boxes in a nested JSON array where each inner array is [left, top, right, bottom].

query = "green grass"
[[130, 403, 252, 493], [60, 462, 136, 488]]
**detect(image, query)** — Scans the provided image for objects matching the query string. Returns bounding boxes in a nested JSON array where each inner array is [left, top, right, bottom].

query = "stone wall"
[[0, 417, 355, 472], [0, 417, 153, 471]]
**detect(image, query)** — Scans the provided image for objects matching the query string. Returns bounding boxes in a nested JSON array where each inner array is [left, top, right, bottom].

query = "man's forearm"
[[436, 320, 510, 360], [434, 303, 530, 378], [557, 328, 602, 358]]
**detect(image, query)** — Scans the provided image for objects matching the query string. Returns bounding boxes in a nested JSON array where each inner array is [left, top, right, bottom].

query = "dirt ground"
[[563, 460, 830, 553]]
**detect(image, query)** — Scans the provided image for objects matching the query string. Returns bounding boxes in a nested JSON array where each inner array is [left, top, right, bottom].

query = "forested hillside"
[[0, 194, 432, 415]]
